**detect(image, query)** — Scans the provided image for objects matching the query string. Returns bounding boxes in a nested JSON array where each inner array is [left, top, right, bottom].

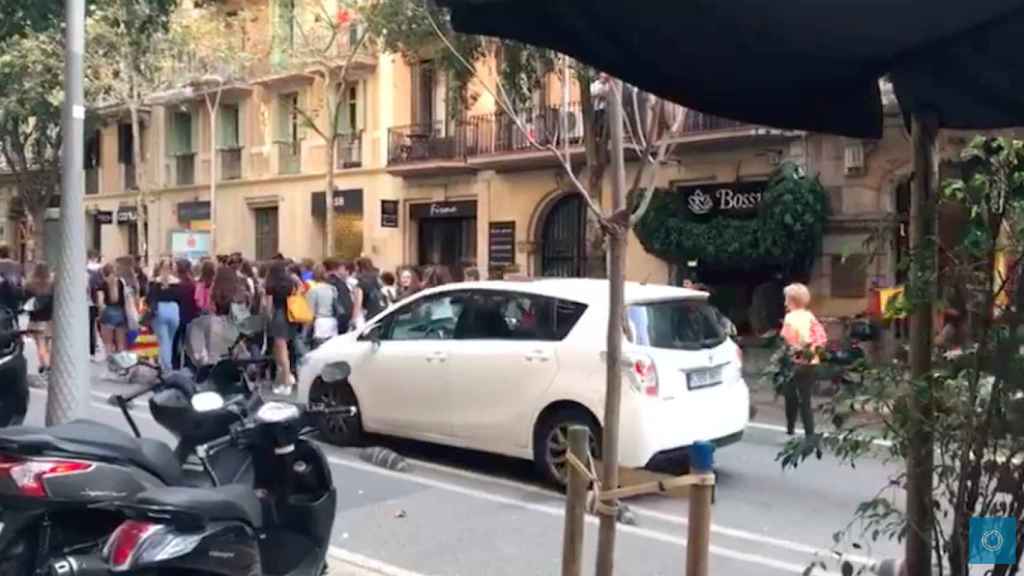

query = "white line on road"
[[387, 450, 876, 567], [329, 546, 431, 576], [747, 421, 894, 448], [31, 389, 853, 574]]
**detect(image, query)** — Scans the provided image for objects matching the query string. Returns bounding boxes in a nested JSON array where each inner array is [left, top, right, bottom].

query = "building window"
[[412, 60, 436, 127], [253, 206, 279, 261], [831, 254, 869, 298], [85, 130, 101, 195], [275, 0, 295, 51], [118, 123, 139, 190], [170, 111, 193, 155], [219, 104, 241, 148], [276, 93, 301, 174]]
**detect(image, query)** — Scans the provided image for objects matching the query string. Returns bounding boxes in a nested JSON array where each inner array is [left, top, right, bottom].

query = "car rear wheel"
[[534, 408, 601, 488], [309, 378, 363, 446]]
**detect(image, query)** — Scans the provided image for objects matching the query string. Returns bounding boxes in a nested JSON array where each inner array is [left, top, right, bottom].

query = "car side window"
[[457, 291, 584, 341], [381, 293, 467, 341]]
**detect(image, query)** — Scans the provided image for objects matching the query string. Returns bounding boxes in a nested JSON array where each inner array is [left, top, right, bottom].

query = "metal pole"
[[595, 78, 627, 576], [561, 426, 589, 576], [686, 441, 715, 576], [904, 113, 937, 576], [47, 0, 88, 426]]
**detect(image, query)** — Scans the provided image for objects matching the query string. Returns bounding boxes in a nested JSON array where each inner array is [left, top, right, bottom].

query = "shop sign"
[[488, 221, 516, 267], [170, 230, 211, 262], [312, 189, 364, 217], [381, 200, 399, 228], [177, 201, 211, 223], [677, 181, 765, 218], [116, 206, 138, 224], [94, 211, 114, 225], [410, 200, 477, 220]]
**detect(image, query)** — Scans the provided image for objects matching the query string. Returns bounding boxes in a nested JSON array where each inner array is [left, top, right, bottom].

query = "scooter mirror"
[[191, 391, 226, 413]]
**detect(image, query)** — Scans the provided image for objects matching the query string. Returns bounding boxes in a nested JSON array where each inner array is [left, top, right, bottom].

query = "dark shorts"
[[100, 305, 127, 328], [269, 308, 295, 341]]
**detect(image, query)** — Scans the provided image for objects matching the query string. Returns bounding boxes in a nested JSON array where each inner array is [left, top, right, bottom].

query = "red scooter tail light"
[[105, 520, 162, 571], [0, 455, 94, 497]]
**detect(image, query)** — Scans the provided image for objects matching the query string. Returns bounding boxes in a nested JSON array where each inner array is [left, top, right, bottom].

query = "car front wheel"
[[533, 408, 601, 488], [309, 378, 363, 446]]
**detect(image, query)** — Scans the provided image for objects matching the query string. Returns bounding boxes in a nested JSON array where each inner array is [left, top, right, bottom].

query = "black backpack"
[[329, 275, 353, 324], [359, 273, 388, 320]]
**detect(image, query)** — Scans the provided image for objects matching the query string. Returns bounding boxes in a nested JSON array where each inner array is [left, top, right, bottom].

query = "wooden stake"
[[561, 426, 589, 576], [686, 442, 715, 576]]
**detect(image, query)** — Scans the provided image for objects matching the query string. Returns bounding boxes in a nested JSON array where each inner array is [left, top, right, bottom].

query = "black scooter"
[[0, 306, 32, 428], [48, 391, 350, 576]]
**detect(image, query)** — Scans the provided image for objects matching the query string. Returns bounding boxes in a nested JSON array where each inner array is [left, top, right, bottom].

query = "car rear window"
[[626, 300, 726, 350]]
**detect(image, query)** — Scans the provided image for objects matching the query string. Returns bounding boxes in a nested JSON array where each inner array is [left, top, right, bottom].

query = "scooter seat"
[[0, 420, 183, 485], [131, 484, 263, 527]]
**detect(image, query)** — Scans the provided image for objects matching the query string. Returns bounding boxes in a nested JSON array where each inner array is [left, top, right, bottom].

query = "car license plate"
[[687, 366, 723, 390]]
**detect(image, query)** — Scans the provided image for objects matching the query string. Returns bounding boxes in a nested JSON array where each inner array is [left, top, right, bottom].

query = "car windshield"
[[626, 300, 726, 350]]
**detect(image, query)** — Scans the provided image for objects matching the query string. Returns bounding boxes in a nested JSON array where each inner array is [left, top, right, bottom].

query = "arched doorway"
[[540, 194, 587, 277]]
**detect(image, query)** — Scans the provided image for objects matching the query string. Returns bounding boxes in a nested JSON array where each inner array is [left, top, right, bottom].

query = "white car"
[[297, 279, 749, 485]]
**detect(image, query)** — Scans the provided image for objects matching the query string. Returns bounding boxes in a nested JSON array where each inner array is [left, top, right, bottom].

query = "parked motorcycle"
[[0, 351, 271, 575], [0, 305, 33, 429], [48, 385, 354, 576]]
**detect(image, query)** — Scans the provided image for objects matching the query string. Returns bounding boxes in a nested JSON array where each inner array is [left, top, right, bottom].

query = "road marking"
[[747, 421, 894, 448], [324, 453, 843, 574], [30, 390, 857, 574], [376, 450, 875, 567], [329, 546, 431, 576]]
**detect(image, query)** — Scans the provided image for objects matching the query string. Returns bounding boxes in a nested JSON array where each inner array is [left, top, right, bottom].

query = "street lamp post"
[[47, 0, 89, 425]]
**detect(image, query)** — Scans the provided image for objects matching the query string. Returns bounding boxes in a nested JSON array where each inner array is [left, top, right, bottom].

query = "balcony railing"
[[466, 102, 584, 156], [220, 147, 243, 181], [387, 122, 465, 165], [85, 168, 99, 195], [335, 132, 362, 169], [678, 111, 748, 134], [174, 153, 195, 186], [277, 141, 301, 175]]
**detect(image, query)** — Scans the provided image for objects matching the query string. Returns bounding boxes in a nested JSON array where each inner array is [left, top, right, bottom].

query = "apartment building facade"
[[66, 0, 982, 324]]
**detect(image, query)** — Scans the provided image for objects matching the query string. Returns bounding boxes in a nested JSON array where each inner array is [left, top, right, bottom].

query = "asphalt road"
[[19, 366, 905, 576]]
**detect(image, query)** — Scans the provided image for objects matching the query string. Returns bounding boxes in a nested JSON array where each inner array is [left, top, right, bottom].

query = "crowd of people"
[[76, 251, 475, 394]]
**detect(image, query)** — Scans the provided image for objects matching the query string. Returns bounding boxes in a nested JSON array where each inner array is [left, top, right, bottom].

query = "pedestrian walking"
[[172, 259, 199, 370], [26, 262, 54, 376], [463, 267, 481, 282], [195, 260, 216, 314], [324, 259, 353, 333], [306, 264, 339, 347], [396, 267, 420, 302], [780, 282, 828, 438], [265, 262, 300, 394], [422, 265, 453, 289], [353, 257, 387, 328], [87, 251, 103, 359], [146, 258, 182, 373], [97, 259, 138, 358]]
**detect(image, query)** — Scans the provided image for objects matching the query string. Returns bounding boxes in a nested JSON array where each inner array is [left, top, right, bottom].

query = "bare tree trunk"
[[905, 113, 938, 576], [29, 209, 47, 263], [580, 72, 608, 278], [595, 78, 626, 576], [129, 103, 146, 263], [324, 82, 340, 258]]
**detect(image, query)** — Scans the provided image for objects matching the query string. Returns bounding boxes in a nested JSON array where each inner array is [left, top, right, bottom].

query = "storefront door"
[[541, 194, 586, 277], [418, 218, 476, 270]]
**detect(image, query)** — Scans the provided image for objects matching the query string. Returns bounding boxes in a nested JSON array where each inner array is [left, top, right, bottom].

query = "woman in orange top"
[[780, 283, 828, 437]]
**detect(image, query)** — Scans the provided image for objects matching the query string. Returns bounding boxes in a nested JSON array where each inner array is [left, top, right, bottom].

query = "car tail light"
[[105, 520, 162, 571], [0, 455, 93, 497], [633, 357, 659, 397]]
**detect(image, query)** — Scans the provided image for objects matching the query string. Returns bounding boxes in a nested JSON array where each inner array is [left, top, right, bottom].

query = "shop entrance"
[[411, 200, 478, 277], [253, 207, 279, 261], [540, 194, 587, 277]]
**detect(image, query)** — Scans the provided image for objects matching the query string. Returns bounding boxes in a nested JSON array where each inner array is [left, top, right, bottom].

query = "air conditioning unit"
[[844, 141, 865, 174]]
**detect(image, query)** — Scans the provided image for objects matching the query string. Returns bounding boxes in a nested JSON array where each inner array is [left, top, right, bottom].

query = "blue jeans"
[[153, 302, 180, 373]]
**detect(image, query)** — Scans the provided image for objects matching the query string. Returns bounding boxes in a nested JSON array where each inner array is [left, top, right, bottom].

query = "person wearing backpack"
[[354, 257, 387, 328], [324, 259, 353, 333]]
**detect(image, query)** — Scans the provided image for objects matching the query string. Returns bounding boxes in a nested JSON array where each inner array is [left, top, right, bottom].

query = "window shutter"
[[119, 124, 133, 164], [219, 105, 240, 148], [356, 82, 366, 132], [410, 64, 421, 124]]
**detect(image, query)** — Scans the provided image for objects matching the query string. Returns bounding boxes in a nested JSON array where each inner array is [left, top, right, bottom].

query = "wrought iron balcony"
[[174, 153, 196, 186], [335, 131, 362, 169], [387, 122, 465, 165], [220, 147, 243, 181]]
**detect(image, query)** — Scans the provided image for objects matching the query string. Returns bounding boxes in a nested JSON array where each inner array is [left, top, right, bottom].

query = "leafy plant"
[[633, 162, 829, 276]]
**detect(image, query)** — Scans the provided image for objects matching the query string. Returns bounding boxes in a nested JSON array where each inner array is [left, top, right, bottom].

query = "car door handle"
[[427, 350, 448, 363], [525, 350, 550, 363]]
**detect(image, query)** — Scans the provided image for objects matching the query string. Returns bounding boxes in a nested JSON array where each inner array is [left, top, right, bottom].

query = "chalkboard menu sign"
[[488, 221, 516, 267], [381, 200, 399, 228]]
